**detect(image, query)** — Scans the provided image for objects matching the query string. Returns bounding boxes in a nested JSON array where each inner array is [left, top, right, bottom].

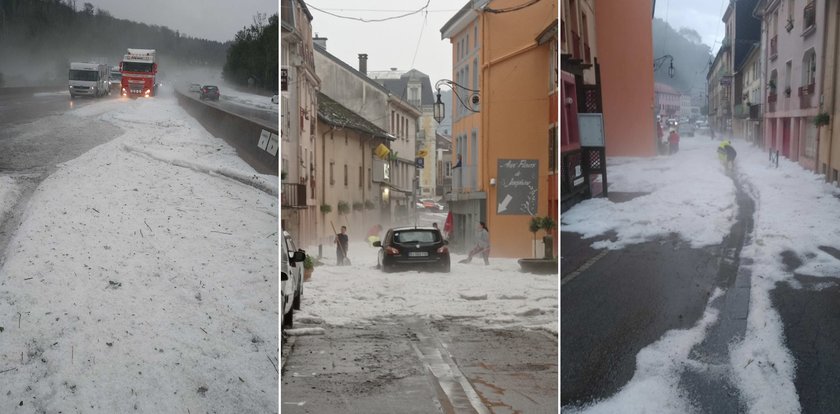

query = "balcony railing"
[[770, 36, 778, 59], [452, 165, 477, 193], [804, 1, 816, 31], [281, 183, 307, 208], [734, 103, 750, 119]]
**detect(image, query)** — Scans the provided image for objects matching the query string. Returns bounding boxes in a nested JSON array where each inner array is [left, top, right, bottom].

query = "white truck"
[[68, 62, 110, 99]]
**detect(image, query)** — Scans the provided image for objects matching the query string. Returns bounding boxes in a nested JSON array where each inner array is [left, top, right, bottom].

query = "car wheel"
[[440, 263, 451, 273], [282, 302, 294, 328], [293, 279, 302, 310]]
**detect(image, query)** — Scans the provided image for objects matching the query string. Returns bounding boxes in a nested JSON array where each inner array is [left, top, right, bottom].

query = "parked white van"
[[69, 62, 110, 99]]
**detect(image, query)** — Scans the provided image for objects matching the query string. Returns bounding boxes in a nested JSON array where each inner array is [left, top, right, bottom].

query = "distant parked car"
[[373, 226, 450, 273], [678, 121, 695, 137], [695, 121, 710, 134], [199, 85, 220, 101], [189, 83, 201, 92], [281, 230, 305, 329], [272, 95, 279, 104]]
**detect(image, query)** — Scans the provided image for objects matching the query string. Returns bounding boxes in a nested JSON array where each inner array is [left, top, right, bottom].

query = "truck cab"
[[120, 48, 158, 98], [69, 62, 110, 99]]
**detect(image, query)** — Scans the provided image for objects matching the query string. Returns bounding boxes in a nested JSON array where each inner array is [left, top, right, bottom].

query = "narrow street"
[[282, 317, 558, 414]]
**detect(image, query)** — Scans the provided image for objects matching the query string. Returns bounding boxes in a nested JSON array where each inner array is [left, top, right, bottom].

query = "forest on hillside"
[[223, 13, 279, 92], [0, 0, 229, 87], [652, 18, 713, 101]]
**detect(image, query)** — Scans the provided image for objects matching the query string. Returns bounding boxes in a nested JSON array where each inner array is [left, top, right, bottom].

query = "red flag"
[[443, 211, 453, 236]]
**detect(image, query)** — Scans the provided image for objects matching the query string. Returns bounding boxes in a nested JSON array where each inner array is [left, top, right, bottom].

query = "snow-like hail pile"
[[0, 176, 21, 224], [294, 240, 558, 335], [0, 87, 278, 412], [561, 133, 840, 413], [562, 137, 737, 249]]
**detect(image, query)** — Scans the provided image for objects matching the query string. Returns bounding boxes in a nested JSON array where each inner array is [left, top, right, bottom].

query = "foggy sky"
[[654, 0, 728, 50], [307, 0, 460, 89], [86, 0, 277, 43]]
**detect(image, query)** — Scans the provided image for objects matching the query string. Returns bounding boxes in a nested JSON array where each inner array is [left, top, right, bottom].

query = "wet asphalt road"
[[562, 175, 757, 410], [281, 318, 558, 413], [772, 249, 840, 414], [560, 232, 721, 406]]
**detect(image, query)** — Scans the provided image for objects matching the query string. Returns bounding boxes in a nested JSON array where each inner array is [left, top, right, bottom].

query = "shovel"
[[331, 221, 351, 265]]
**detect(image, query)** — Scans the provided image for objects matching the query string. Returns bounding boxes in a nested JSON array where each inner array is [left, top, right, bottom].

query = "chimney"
[[313, 35, 327, 50], [358, 54, 368, 75]]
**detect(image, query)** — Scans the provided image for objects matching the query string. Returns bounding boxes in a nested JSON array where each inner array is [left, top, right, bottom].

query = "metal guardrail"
[[175, 87, 278, 175]]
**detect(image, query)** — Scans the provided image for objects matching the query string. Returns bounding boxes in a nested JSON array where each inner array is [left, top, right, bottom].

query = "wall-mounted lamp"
[[654, 54, 675, 78], [433, 79, 480, 123], [490, 178, 496, 186]]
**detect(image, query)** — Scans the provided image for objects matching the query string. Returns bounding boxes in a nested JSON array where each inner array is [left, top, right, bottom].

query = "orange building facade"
[[594, 0, 657, 157], [442, 0, 557, 258]]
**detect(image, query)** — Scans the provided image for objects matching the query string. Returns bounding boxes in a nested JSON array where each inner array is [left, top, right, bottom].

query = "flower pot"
[[304, 268, 313, 281]]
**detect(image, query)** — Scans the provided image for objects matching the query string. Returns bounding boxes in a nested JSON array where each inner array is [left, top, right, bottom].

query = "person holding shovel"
[[335, 225, 349, 265]]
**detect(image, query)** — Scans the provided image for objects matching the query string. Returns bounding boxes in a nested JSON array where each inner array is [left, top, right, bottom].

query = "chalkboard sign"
[[497, 159, 539, 215]]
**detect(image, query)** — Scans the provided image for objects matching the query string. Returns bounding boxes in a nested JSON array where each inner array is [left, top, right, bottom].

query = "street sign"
[[496, 159, 539, 215], [415, 157, 424, 169], [281, 68, 288, 92], [417, 149, 429, 158]]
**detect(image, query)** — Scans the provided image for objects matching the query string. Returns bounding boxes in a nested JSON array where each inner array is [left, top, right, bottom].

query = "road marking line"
[[407, 319, 491, 414], [562, 249, 609, 286]]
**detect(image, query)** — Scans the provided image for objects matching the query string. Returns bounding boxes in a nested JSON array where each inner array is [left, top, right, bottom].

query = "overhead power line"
[[306, 1, 431, 23], [485, 0, 541, 14]]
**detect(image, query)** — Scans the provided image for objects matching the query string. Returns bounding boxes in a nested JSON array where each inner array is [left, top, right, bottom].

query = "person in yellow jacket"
[[717, 140, 737, 171]]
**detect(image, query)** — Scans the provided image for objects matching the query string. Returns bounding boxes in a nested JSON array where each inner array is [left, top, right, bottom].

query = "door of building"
[[782, 118, 791, 157]]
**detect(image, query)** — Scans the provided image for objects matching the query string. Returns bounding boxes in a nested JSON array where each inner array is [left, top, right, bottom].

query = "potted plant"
[[528, 216, 542, 257], [365, 200, 376, 210], [518, 216, 558, 274], [320, 204, 332, 214], [541, 216, 556, 260], [768, 79, 777, 91], [303, 254, 314, 281], [814, 112, 831, 127], [337, 200, 351, 215], [352, 201, 365, 212], [784, 86, 792, 97]]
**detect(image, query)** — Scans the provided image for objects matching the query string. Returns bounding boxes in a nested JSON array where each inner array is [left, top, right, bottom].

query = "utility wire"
[[410, 10, 428, 69], [485, 0, 541, 14], [306, 1, 431, 23]]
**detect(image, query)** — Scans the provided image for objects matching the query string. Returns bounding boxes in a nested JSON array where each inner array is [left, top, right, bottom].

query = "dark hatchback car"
[[374, 226, 450, 273], [199, 85, 220, 101]]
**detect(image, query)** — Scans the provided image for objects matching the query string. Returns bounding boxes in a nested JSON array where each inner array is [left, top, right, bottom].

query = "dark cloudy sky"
[[86, 0, 277, 43], [654, 0, 729, 50]]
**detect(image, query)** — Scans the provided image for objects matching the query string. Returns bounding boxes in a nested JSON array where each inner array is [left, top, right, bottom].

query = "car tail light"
[[437, 246, 449, 254], [385, 246, 400, 255]]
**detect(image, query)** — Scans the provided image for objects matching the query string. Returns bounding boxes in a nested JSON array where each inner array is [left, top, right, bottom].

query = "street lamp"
[[433, 79, 480, 123], [654, 54, 675, 78]]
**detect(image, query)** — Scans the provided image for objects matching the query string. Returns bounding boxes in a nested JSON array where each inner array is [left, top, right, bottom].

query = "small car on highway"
[[199, 85, 220, 101], [281, 230, 306, 329], [189, 83, 201, 92], [373, 226, 450, 273]]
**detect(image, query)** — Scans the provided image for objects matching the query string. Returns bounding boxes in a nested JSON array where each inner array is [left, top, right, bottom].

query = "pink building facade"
[[760, 0, 823, 171]]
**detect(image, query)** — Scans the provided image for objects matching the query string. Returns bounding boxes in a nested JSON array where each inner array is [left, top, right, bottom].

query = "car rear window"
[[393, 230, 440, 243], [204, 86, 218, 90]]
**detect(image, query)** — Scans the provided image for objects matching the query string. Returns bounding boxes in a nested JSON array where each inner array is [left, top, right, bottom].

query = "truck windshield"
[[122, 62, 153, 72], [69, 70, 99, 81]]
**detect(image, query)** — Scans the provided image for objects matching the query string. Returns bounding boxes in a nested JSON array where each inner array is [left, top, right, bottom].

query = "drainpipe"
[[824, 1, 839, 179], [321, 125, 337, 245]]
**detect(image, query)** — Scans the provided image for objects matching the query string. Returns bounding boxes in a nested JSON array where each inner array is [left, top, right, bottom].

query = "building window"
[[803, 49, 816, 86], [474, 24, 478, 49], [805, 123, 817, 158], [330, 162, 335, 186], [344, 164, 348, 186], [473, 58, 478, 92]]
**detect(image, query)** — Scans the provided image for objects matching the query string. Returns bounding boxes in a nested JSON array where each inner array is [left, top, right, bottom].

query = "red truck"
[[119, 48, 158, 97]]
